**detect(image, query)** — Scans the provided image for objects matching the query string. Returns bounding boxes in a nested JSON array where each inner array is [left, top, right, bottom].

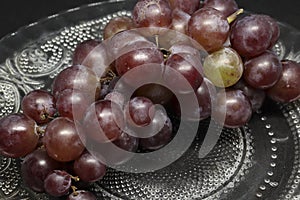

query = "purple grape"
[[43, 117, 85, 162], [203, 0, 238, 17], [44, 170, 72, 197], [262, 15, 280, 48], [133, 84, 174, 105], [133, 0, 172, 29], [267, 60, 300, 103], [164, 52, 203, 93], [21, 148, 62, 192], [170, 9, 191, 34], [82, 100, 125, 143], [233, 79, 266, 112], [103, 16, 135, 39], [0, 113, 39, 158], [168, 0, 200, 15], [113, 132, 139, 152], [230, 14, 273, 58], [243, 51, 282, 89], [73, 151, 106, 183], [56, 89, 94, 121], [21, 90, 56, 124], [104, 91, 126, 108], [126, 97, 155, 127], [195, 78, 216, 120], [52, 65, 100, 100], [214, 89, 252, 128], [188, 7, 230, 52], [139, 113, 173, 151]]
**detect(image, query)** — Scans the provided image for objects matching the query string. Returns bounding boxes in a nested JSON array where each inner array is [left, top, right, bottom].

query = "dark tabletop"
[[0, 0, 299, 39]]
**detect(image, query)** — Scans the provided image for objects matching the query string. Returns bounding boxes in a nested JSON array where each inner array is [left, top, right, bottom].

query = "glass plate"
[[0, 0, 300, 199]]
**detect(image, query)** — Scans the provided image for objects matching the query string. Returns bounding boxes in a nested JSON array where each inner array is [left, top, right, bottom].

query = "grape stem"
[[70, 175, 80, 182], [100, 69, 116, 84], [227, 8, 244, 24], [71, 186, 79, 196]]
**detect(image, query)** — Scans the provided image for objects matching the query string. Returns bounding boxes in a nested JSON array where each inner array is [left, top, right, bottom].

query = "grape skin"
[[0, 113, 39, 158], [232, 79, 266, 112], [44, 170, 72, 197], [203, 47, 243, 88], [21, 90, 56, 124], [267, 60, 300, 103], [43, 117, 85, 162], [133, 0, 172, 28], [164, 53, 203, 93], [170, 9, 191, 34], [188, 7, 230, 52], [56, 89, 94, 121], [52, 65, 100, 100], [243, 51, 282, 89], [214, 89, 252, 128], [103, 16, 135, 39], [168, 0, 200, 15], [21, 148, 62, 192], [73, 151, 106, 183], [82, 100, 125, 143], [139, 113, 173, 151], [203, 0, 238, 17], [230, 14, 273, 58], [126, 97, 155, 127]]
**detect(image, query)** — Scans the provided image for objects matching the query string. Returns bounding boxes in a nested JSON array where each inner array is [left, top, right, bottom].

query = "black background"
[[0, 0, 299, 39]]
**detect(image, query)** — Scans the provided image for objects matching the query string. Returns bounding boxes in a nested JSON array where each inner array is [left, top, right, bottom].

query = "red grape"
[[82, 100, 125, 143], [103, 16, 135, 39], [73, 39, 101, 67], [21, 148, 62, 192], [267, 60, 300, 103], [133, 83, 174, 105], [126, 96, 155, 127], [0, 113, 38, 158], [232, 79, 266, 112], [214, 89, 252, 128], [203, 0, 238, 17], [73, 151, 106, 183], [164, 53, 203, 93], [168, 0, 200, 15], [115, 41, 164, 76], [139, 113, 173, 151], [107, 30, 148, 59], [43, 117, 85, 162], [188, 7, 230, 52], [104, 91, 126, 108], [44, 170, 72, 197], [262, 15, 280, 48], [230, 14, 273, 58], [132, 0, 172, 28], [113, 131, 139, 152], [170, 9, 191, 34], [52, 65, 100, 100], [56, 89, 94, 121], [73, 40, 110, 78], [243, 51, 282, 89], [21, 90, 56, 124]]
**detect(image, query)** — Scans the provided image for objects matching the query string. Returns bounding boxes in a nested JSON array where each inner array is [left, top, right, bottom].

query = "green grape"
[[203, 47, 243, 88]]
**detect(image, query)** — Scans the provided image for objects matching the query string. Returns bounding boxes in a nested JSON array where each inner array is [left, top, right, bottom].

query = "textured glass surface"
[[0, 0, 299, 199]]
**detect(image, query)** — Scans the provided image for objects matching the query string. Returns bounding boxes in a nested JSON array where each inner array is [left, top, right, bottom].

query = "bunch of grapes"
[[0, 0, 300, 199]]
